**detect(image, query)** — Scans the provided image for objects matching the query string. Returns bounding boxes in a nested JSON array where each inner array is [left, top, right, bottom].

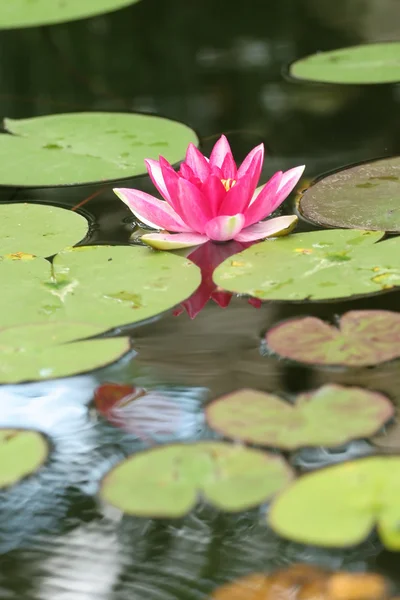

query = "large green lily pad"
[[0, 429, 49, 488], [0, 113, 197, 186], [0, 322, 130, 383], [99, 442, 294, 517], [206, 385, 393, 450], [299, 157, 400, 232], [0, 203, 88, 257], [0, 245, 201, 332], [266, 310, 400, 367], [0, 0, 140, 29], [289, 43, 400, 84], [213, 229, 400, 301], [269, 456, 400, 550]]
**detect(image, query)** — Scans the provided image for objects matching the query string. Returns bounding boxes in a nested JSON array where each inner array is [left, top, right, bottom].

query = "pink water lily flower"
[[114, 135, 305, 250]]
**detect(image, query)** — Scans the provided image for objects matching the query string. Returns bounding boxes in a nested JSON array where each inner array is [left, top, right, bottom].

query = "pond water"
[[1, 0, 400, 598]]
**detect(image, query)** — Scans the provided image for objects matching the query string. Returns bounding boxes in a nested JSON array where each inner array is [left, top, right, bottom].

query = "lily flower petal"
[[220, 152, 237, 180], [205, 213, 245, 242], [275, 165, 306, 202], [234, 215, 298, 242], [200, 174, 226, 217], [236, 143, 264, 180], [220, 151, 264, 215], [185, 143, 211, 181], [175, 178, 211, 231], [113, 188, 191, 232], [144, 159, 171, 202], [243, 171, 283, 227], [141, 232, 208, 250], [209, 135, 233, 169]]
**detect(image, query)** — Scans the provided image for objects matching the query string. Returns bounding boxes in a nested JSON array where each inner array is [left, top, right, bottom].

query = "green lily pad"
[[1, 113, 197, 186], [0, 322, 130, 383], [99, 442, 294, 517], [269, 456, 400, 550], [289, 43, 400, 84], [0, 0, 140, 29], [299, 157, 400, 232], [213, 229, 400, 301], [0, 245, 201, 332], [0, 429, 49, 488], [0, 203, 88, 257], [266, 310, 400, 367], [205, 385, 393, 450]]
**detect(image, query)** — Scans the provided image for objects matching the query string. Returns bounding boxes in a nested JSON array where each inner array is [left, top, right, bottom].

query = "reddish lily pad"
[[0, 429, 49, 488], [205, 384, 393, 450], [299, 157, 400, 233], [266, 310, 400, 367], [99, 442, 294, 517], [94, 383, 185, 439], [269, 456, 400, 550]]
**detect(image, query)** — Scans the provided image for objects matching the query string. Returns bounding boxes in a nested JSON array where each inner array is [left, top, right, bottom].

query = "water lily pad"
[[266, 310, 400, 367], [0, 322, 130, 383], [1, 113, 197, 186], [213, 229, 400, 301], [206, 385, 393, 450], [289, 43, 400, 84], [269, 456, 400, 550], [0, 429, 49, 488], [0, 203, 88, 257], [299, 157, 400, 232], [99, 442, 294, 517], [0, 0, 141, 29]]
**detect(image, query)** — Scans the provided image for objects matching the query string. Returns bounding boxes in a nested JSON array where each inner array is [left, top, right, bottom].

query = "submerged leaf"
[[0, 429, 49, 488], [206, 385, 393, 450], [100, 442, 294, 517]]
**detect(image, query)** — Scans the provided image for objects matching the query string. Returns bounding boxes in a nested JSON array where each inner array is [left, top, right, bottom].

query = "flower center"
[[221, 178, 236, 192]]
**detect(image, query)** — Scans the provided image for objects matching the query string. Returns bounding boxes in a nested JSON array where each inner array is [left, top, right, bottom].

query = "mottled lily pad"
[[0, 0, 140, 29], [213, 229, 400, 301], [0, 429, 49, 488], [1, 113, 197, 186], [269, 456, 400, 550], [0, 203, 88, 257], [266, 310, 400, 367], [206, 385, 393, 450], [0, 322, 130, 383], [299, 157, 400, 232], [289, 43, 400, 84], [99, 442, 294, 517]]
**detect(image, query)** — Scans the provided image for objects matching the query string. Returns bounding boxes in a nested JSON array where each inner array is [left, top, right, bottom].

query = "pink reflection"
[[174, 240, 262, 319]]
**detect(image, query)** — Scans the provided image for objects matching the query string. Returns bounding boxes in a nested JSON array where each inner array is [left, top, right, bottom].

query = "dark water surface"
[[1, 0, 400, 598]]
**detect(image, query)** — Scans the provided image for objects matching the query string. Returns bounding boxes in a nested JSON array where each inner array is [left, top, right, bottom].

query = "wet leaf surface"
[[289, 42, 400, 84], [269, 456, 400, 550], [212, 564, 391, 600], [0, 0, 141, 29], [299, 157, 400, 232], [213, 229, 400, 301], [100, 441, 294, 517], [206, 384, 393, 450], [266, 310, 400, 367], [1, 113, 197, 185], [0, 322, 130, 383], [0, 203, 88, 257], [0, 429, 49, 488]]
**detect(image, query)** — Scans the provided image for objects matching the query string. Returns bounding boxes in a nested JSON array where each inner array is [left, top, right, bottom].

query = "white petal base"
[[234, 215, 298, 242], [141, 232, 208, 250]]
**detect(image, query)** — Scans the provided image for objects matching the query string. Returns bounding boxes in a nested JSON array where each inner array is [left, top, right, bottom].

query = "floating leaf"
[[0, 0, 141, 29], [0, 322, 130, 383], [100, 442, 294, 517], [1, 113, 197, 186], [213, 229, 400, 301], [0, 429, 49, 488], [0, 245, 201, 332], [94, 383, 185, 439], [269, 456, 400, 549], [289, 43, 400, 84], [266, 310, 400, 367], [0, 203, 88, 257], [299, 157, 400, 232], [206, 385, 393, 450], [212, 564, 390, 600]]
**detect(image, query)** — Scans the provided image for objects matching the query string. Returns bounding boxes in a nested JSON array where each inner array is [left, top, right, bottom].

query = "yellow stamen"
[[221, 178, 236, 192]]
